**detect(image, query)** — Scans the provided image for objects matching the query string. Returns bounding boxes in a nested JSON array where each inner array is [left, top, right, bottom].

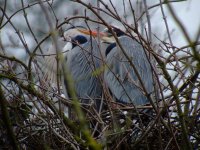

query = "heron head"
[[64, 26, 105, 40], [63, 26, 107, 49], [63, 26, 93, 51], [63, 26, 87, 41], [62, 25, 125, 49], [100, 26, 125, 43]]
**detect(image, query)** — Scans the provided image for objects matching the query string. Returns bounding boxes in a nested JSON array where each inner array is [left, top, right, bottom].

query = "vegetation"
[[0, 0, 199, 149]]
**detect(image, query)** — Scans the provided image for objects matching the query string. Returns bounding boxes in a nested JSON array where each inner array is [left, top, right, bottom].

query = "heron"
[[44, 26, 104, 111], [45, 25, 155, 109], [100, 26, 155, 106], [44, 25, 155, 141]]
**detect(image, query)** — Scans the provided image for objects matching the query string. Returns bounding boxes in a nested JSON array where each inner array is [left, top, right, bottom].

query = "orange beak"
[[77, 29, 107, 37]]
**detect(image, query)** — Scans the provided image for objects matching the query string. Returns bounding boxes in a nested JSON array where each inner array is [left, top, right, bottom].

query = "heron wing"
[[65, 38, 102, 99], [104, 36, 154, 105]]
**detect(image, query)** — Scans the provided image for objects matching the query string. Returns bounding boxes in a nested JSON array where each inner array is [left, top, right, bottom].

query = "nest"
[[1, 96, 200, 150]]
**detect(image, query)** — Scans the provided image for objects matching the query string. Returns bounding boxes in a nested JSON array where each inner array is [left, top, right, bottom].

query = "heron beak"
[[78, 29, 115, 43], [100, 36, 116, 43], [77, 29, 107, 37]]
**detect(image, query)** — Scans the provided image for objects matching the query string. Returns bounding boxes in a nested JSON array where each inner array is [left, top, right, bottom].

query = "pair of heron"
[[46, 25, 155, 109]]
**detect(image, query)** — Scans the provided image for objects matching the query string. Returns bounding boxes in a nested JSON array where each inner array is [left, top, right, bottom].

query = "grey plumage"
[[104, 36, 154, 105], [63, 37, 102, 102], [44, 27, 103, 106], [44, 26, 154, 108]]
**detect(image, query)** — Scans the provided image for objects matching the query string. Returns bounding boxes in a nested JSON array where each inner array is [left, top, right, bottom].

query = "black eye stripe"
[[106, 27, 125, 37], [113, 28, 125, 37], [71, 35, 88, 49]]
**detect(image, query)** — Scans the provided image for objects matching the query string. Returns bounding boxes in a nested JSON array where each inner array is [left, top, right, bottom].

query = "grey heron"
[[44, 25, 156, 142], [100, 26, 155, 106], [44, 26, 104, 111], [62, 26, 103, 106], [45, 25, 155, 110]]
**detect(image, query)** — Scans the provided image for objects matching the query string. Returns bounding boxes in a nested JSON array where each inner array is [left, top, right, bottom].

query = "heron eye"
[[71, 35, 87, 48]]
